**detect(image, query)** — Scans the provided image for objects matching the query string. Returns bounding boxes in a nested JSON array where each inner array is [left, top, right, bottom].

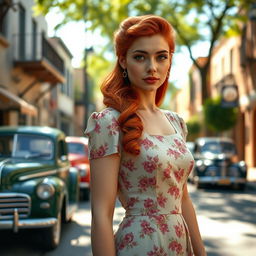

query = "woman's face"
[[119, 34, 171, 93]]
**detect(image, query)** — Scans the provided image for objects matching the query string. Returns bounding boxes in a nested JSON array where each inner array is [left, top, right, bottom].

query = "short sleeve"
[[84, 108, 121, 160], [176, 114, 188, 141]]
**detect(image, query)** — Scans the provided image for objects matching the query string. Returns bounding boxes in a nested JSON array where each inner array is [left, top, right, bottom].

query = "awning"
[[0, 87, 37, 116]]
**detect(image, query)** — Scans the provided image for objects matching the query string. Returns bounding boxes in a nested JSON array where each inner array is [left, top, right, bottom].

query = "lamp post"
[[249, 3, 256, 21], [83, 47, 94, 130]]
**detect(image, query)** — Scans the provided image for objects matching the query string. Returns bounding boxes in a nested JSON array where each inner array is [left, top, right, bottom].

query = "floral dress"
[[85, 107, 195, 256]]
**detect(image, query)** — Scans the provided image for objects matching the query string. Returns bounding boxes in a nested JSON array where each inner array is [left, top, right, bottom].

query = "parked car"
[[0, 126, 80, 250], [66, 136, 90, 200], [191, 137, 247, 189]]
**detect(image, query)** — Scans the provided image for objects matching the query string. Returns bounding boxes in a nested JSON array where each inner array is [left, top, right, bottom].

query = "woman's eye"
[[134, 55, 145, 61], [157, 55, 168, 61]]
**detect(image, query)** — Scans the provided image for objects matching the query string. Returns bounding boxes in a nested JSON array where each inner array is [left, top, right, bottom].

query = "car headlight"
[[196, 160, 205, 172], [238, 161, 247, 171], [36, 183, 55, 199]]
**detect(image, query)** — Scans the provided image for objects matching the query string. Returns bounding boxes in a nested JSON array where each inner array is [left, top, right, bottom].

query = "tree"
[[35, 0, 255, 103], [203, 96, 238, 132]]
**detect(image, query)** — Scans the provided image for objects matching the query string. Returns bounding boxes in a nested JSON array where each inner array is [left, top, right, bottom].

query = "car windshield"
[[200, 141, 236, 154], [67, 142, 87, 156], [0, 134, 53, 159]]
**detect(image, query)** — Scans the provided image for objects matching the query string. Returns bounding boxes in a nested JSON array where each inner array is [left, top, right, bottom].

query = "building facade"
[[0, 0, 73, 130]]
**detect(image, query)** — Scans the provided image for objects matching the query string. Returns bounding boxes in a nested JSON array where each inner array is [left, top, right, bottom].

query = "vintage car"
[[191, 137, 247, 189], [0, 126, 80, 250], [66, 136, 90, 200]]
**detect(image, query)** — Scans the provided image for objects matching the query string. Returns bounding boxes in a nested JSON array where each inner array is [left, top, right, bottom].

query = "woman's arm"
[[90, 153, 120, 256], [181, 183, 207, 256]]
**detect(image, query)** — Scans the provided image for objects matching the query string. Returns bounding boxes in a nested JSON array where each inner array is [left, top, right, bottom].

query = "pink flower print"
[[94, 122, 101, 133], [167, 185, 180, 199], [153, 214, 165, 224], [120, 169, 132, 190], [147, 245, 168, 256], [151, 215, 169, 234], [138, 177, 149, 191], [138, 176, 156, 192], [163, 163, 172, 180], [117, 232, 137, 251], [140, 220, 156, 238], [148, 177, 156, 186], [144, 198, 154, 208], [142, 155, 161, 173], [91, 109, 109, 120], [121, 217, 135, 230], [140, 138, 154, 150], [174, 222, 184, 238], [170, 205, 180, 214], [126, 197, 139, 209], [166, 112, 175, 121], [168, 240, 183, 255], [155, 135, 164, 142], [159, 223, 169, 234], [167, 148, 181, 159], [157, 193, 167, 208], [107, 117, 119, 135], [122, 159, 137, 172], [174, 138, 187, 154], [174, 168, 185, 183], [90, 143, 108, 158], [188, 160, 195, 175]]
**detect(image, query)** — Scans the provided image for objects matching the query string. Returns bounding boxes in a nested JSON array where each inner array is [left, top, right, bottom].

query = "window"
[[32, 19, 37, 59], [19, 4, 26, 59], [0, 3, 8, 36]]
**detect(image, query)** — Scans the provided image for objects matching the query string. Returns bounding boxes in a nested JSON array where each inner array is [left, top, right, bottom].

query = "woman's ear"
[[119, 56, 126, 69]]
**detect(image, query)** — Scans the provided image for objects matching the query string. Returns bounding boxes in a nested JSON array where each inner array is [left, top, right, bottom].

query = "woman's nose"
[[147, 59, 157, 73]]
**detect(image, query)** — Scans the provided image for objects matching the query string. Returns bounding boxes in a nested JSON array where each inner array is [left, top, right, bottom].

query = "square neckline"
[[141, 109, 179, 137]]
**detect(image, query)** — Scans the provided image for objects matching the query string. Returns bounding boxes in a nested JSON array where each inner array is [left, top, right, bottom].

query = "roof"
[[0, 126, 65, 138], [65, 136, 88, 144], [195, 137, 234, 144]]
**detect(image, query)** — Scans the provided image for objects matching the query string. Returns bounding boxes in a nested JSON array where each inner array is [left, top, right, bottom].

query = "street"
[[0, 184, 255, 256]]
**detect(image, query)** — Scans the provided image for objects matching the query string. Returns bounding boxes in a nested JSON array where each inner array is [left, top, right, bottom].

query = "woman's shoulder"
[[90, 107, 120, 121], [161, 108, 180, 121]]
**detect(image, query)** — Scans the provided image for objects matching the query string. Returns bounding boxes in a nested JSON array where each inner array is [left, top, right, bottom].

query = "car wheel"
[[80, 188, 90, 201], [41, 211, 62, 251]]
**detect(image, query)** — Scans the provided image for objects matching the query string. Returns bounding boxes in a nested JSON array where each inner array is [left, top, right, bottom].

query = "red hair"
[[101, 15, 175, 155]]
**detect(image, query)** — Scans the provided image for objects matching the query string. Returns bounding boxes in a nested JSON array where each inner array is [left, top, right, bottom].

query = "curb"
[[246, 181, 256, 191]]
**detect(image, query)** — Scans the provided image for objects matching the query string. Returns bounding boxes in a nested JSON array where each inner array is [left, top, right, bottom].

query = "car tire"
[[41, 211, 62, 251], [80, 188, 90, 201]]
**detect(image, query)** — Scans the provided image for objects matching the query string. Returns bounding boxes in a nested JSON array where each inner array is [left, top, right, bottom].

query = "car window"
[[67, 142, 87, 156], [0, 135, 13, 157], [0, 134, 54, 159], [201, 141, 236, 154], [57, 140, 68, 160]]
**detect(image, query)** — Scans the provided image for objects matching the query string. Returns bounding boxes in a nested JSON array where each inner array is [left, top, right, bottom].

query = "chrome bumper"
[[0, 217, 57, 232], [196, 176, 247, 185], [80, 182, 89, 189]]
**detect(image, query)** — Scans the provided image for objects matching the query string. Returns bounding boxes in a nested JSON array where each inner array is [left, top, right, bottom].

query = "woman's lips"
[[143, 77, 160, 84]]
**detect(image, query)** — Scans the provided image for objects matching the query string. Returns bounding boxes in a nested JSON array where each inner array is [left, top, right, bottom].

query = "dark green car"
[[0, 126, 80, 250]]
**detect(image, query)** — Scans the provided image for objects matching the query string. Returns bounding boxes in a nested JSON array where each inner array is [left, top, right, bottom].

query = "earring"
[[122, 69, 128, 78]]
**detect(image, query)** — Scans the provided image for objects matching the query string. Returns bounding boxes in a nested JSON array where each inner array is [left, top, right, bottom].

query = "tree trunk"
[[199, 66, 210, 105]]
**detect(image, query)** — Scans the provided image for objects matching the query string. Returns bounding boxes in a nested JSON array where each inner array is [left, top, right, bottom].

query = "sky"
[[45, 11, 209, 89]]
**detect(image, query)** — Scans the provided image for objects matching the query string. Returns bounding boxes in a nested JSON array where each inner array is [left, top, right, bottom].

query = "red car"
[[66, 136, 90, 200]]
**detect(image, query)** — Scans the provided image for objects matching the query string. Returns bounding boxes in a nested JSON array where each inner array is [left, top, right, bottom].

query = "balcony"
[[13, 33, 65, 84]]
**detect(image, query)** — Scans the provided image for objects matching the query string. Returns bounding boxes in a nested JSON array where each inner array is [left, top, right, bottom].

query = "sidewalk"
[[247, 167, 256, 191]]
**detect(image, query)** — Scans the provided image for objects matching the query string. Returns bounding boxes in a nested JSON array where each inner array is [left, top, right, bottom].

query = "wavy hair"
[[101, 15, 175, 155]]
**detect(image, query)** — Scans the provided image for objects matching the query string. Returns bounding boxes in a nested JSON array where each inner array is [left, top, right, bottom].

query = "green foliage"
[[203, 96, 238, 132], [187, 115, 201, 135]]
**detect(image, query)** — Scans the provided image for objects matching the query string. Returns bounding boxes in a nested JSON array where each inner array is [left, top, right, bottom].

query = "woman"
[[85, 15, 206, 256]]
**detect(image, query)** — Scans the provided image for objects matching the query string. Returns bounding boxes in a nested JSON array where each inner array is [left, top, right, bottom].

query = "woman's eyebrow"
[[132, 50, 169, 54]]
